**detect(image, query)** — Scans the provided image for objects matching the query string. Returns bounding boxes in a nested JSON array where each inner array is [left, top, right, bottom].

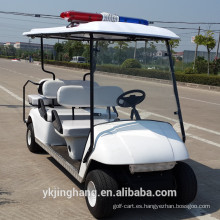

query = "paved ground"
[[0, 58, 219, 220]]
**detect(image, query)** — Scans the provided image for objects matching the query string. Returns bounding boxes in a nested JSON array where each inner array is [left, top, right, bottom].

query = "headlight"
[[129, 162, 176, 174]]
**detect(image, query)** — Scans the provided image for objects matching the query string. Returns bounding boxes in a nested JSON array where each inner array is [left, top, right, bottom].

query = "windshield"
[[95, 40, 180, 132], [78, 57, 85, 61]]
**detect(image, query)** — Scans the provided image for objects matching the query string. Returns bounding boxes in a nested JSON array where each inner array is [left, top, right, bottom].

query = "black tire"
[[26, 123, 42, 153], [170, 162, 197, 205], [85, 169, 119, 219]]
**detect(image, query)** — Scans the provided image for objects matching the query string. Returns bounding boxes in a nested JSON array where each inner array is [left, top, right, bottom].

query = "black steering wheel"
[[116, 90, 146, 120], [117, 89, 146, 108]]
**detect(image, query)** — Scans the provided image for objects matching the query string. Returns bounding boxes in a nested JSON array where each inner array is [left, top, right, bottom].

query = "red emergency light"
[[60, 11, 103, 23]]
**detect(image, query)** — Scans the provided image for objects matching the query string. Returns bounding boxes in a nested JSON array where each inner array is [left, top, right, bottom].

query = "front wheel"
[[26, 123, 42, 153], [85, 169, 118, 219], [170, 162, 197, 205]]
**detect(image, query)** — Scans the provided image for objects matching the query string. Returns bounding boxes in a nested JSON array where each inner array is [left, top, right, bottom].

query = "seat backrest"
[[38, 78, 54, 95], [42, 80, 65, 98], [57, 85, 123, 107], [42, 79, 98, 99]]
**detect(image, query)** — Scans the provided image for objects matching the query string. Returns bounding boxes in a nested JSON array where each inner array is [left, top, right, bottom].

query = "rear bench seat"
[[28, 79, 98, 106], [52, 85, 123, 160], [33, 79, 118, 121], [29, 79, 112, 121]]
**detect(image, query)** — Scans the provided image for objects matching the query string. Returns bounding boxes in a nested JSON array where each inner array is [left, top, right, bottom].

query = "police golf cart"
[[23, 11, 197, 219]]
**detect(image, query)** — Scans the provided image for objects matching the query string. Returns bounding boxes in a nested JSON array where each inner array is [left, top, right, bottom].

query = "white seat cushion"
[[46, 107, 117, 122], [57, 85, 123, 107], [28, 79, 99, 105], [42, 80, 65, 99], [28, 94, 54, 106], [61, 119, 109, 137], [42, 79, 99, 99]]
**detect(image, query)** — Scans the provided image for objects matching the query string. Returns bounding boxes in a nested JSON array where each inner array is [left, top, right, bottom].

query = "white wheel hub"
[[87, 181, 97, 207], [27, 129, 32, 145]]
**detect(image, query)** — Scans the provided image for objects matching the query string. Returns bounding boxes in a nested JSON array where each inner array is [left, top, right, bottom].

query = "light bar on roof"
[[60, 11, 102, 23], [60, 10, 149, 25]]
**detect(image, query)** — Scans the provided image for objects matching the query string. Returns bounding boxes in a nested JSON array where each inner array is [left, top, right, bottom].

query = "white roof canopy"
[[23, 21, 180, 41]]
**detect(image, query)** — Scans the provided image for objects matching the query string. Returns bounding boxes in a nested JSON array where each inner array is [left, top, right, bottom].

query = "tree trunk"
[[207, 48, 210, 76], [119, 45, 122, 65], [144, 41, 147, 67], [134, 41, 137, 59]]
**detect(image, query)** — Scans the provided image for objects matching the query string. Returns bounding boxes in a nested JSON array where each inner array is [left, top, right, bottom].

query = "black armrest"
[[38, 99, 47, 121], [51, 110, 63, 134]]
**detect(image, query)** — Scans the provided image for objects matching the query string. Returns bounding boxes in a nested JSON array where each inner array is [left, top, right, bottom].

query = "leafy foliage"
[[54, 43, 64, 60], [194, 31, 216, 52], [194, 31, 216, 75], [114, 41, 130, 65], [82, 44, 90, 63], [169, 39, 180, 52], [195, 56, 207, 73], [96, 41, 112, 64], [184, 67, 195, 74], [44, 60, 89, 69], [121, 58, 141, 68], [211, 58, 220, 75], [176, 73, 220, 86], [191, 56, 220, 74]]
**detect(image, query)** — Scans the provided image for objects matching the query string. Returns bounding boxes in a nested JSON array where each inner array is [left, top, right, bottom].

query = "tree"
[[63, 40, 85, 60], [4, 45, 16, 57], [169, 39, 180, 66], [63, 41, 73, 59], [212, 57, 220, 75], [54, 43, 64, 60], [194, 31, 216, 75], [82, 44, 90, 62], [0, 45, 4, 55], [71, 41, 84, 57], [121, 58, 141, 68], [96, 41, 112, 64], [114, 41, 129, 64], [195, 56, 207, 73], [169, 39, 180, 52]]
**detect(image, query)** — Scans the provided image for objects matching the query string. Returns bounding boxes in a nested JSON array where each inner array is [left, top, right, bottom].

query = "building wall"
[[13, 42, 54, 51], [4, 42, 15, 47], [183, 50, 217, 63]]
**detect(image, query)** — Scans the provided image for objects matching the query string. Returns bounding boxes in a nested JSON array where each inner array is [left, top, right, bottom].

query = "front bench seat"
[[52, 85, 124, 160]]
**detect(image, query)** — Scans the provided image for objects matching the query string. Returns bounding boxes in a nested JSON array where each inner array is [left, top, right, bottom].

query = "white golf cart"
[[23, 11, 197, 219]]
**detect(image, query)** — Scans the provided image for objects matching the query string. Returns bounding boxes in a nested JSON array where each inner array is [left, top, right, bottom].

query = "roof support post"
[[166, 40, 186, 142], [83, 34, 94, 163], [40, 36, 55, 80]]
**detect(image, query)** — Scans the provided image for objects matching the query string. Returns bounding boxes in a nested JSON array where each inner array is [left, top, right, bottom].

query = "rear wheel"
[[26, 123, 42, 153], [169, 162, 197, 204], [85, 169, 118, 219]]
